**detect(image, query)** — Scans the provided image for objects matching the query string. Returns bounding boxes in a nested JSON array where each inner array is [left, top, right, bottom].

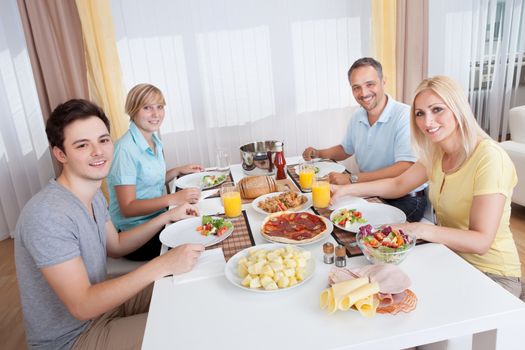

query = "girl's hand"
[[179, 164, 204, 175], [167, 188, 201, 206]]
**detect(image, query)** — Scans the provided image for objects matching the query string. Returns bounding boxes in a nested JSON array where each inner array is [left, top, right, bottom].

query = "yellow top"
[[429, 139, 521, 277]]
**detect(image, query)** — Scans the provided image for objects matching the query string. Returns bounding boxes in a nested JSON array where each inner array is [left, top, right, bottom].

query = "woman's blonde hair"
[[410, 75, 489, 172], [125, 83, 166, 120]]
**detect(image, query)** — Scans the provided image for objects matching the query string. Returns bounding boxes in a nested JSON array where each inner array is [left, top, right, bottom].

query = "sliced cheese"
[[332, 278, 368, 308], [354, 294, 380, 318], [339, 282, 380, 311]]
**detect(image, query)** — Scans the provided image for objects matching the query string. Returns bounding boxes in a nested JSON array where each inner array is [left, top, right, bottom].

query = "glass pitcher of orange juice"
[[312, 180, 330, 208], [220, 182, 242, 217], [298, 163, 315, 192]]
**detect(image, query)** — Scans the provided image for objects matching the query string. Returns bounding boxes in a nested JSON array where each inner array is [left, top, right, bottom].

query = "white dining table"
[[142, 157, 525, 350]]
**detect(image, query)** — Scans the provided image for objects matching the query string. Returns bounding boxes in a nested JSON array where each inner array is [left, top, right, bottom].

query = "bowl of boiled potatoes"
[[224, 244, 315, 292]]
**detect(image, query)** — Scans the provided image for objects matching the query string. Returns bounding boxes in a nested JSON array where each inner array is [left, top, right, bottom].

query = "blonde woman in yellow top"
[[331, 76, 522, 297]]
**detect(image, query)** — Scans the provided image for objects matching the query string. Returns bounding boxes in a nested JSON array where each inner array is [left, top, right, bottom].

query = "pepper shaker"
[[335, 245, 347, 267], [323, 242, 334, 264]]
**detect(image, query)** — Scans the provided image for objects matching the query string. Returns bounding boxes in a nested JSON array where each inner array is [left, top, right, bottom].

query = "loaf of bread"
[[238, 176, 278, 199]]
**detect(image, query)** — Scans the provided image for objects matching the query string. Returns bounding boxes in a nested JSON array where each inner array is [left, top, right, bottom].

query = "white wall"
[[110, 0, 372, 168]]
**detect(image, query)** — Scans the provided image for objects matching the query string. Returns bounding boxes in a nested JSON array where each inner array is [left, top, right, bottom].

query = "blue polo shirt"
[[108, 122, 167, 231], [342, 96, 416, 172]]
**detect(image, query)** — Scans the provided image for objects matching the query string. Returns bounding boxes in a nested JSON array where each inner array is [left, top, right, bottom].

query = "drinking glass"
[[298, 163, 315, 192], [216, 149, 231, 172], [312, 180, 330, 209], [220, 182, 241, 217]]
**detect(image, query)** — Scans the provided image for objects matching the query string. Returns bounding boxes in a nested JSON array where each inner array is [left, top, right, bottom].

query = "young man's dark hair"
[[45, 99, 111, 151], [348, 57, 383, 80]]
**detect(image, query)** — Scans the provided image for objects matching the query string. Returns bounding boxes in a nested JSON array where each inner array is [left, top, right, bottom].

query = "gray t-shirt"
[[15, 180, 109, 350]]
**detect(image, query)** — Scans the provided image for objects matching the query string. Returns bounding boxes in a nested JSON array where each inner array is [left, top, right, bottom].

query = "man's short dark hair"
[[348, 57, 383, 80], [46, 99, 110, 151]]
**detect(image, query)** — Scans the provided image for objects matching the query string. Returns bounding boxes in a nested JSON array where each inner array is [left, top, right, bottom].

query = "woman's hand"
[[167, 188, 201, 206], [391, 222, 426, 240], [330, 184, 349, 206]]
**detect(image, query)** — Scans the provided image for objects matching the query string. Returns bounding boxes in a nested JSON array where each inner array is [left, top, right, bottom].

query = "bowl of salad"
[[356, 224, 415, 265]]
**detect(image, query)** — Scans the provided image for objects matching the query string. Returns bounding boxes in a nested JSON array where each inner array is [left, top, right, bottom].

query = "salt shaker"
[[335, 245, 347, 267], [323, 242, 334, 264]]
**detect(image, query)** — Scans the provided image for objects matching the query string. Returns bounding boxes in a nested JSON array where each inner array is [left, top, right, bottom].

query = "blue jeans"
[[384, 195, 427, 222]]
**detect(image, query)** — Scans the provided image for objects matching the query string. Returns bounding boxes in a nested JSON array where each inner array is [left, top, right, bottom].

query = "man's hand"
[[302, 147, 317, 161], [158, 243, 205, 275], [328, 172, 351, 185], [167, 188, 200, 205], [166, 203, 199, 222]]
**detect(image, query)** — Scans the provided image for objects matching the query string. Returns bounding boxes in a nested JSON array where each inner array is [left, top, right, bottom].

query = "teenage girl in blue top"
[[108, 83, 203, 260]]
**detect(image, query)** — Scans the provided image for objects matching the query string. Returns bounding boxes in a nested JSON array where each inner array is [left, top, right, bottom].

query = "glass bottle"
[[273, 141, 286, 180]]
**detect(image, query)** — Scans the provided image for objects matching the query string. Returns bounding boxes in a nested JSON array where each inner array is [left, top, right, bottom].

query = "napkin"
[[172, 248, 226, 285], [200, 188, 220, 201]]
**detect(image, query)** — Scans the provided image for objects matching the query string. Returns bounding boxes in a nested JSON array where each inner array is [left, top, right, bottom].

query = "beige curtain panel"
[[16, 0, 89, 121], [396, 0, 429, 105]]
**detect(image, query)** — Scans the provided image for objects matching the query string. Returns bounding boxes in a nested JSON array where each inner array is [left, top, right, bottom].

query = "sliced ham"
[[377, 289, 418, 314], [352, 264, 411, 294]]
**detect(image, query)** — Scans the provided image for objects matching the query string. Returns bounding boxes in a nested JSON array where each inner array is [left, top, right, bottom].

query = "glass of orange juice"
[[312, 180, 330, 209], [298, 163, 315, 192], [220, 182, 242, 218]]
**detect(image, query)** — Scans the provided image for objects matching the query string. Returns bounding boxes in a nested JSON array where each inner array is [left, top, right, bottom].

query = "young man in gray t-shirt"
[[15, 99, 204, 349]]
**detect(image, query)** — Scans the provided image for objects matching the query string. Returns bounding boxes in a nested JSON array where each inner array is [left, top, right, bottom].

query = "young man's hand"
[[159, 243, 205, 275], [166, 203, 199, 222]]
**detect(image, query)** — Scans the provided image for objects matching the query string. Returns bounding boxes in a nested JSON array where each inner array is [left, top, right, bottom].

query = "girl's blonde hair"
[[410, 75, 489, 173], [125, 83, 166, 120]]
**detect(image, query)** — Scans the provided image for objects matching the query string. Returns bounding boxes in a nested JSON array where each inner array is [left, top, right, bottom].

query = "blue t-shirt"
[[341, 96, 416, 172], [108, 122, 167, 231]]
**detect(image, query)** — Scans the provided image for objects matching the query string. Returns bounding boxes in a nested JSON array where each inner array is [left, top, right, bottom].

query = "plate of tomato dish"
[[330, 203, 406, 233], [160, 215, 234, 248]]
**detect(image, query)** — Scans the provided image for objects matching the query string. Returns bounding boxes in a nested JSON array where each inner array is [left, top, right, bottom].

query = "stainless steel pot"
[[239, 141, 283, 175]]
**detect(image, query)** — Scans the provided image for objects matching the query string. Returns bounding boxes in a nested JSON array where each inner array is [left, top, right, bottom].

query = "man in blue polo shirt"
[[303, 57, 426, 222]]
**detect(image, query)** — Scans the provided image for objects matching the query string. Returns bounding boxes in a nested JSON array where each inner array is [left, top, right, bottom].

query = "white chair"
[[500, 105, 525, 206]]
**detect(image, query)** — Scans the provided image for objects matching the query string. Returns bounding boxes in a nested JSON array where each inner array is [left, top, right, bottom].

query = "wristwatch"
[[350, 173, 359, 184]]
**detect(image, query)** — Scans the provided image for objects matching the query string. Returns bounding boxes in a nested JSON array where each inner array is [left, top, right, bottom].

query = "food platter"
[[251, 191, 312, 215], [224, 243, 316, 293], [174, 171, 228, 190], [260, 211, 333, 246], [159, 216, 234, 248], [330, 203, 406, 233]]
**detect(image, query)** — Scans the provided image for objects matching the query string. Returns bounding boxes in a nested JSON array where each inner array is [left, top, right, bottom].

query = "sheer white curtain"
[[428, 0, 525, 140], [0, 0, 54, 240], [110, 0, 371, 168]]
